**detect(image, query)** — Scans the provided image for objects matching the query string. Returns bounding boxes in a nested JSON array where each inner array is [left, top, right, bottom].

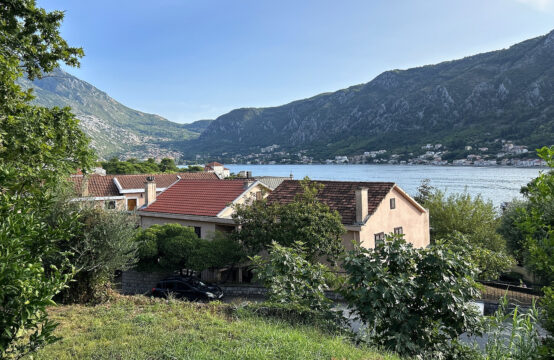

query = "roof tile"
[[139, 179, 249, 217], [267, 180, 395, 225]]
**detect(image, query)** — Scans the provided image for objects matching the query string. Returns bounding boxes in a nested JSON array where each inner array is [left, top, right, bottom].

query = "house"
[[204, 162, 230, 178], [137, 178, 271, 239], [267, 180, 430, 250], [70, 172, 219, 210], [255, 176, 292, 190]]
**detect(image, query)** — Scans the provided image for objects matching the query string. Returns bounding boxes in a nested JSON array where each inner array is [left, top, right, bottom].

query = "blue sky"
[[41, 0, 554, 123]]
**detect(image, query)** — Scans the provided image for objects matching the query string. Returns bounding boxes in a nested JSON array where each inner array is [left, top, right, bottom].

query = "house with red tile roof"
[[137, 178, 271, 239], [204, 162, 230, 178], [70, 172, 219, 210], [267, 180, 430, 250]]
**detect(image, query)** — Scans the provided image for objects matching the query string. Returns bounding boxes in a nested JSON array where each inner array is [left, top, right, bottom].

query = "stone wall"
[[120, 270, 344, 301], [121, 270, 170, 295]]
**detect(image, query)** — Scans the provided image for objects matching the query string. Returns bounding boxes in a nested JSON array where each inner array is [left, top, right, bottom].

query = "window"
[[104, 200, 116, 210], [255, 191, 263, 201], [194, 226, 201, 238], [390, 198, 396, 209], [394, 227, 403, 235], [374, 232, 385, 246]]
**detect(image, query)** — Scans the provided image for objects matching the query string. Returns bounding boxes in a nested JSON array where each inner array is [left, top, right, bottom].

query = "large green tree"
[[231, 178, 346, 264], [0, 0, 94, 357], [342, 235, 482, 358], [422, 189, 515, 279]]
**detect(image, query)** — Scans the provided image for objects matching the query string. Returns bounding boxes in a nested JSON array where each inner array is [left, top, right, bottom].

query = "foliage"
[[498, 200, 532, 265], [0, 193, 74, 359], [540, 286, 554, 359], [342, 234, 482, 358], [440, 232, 515, 280], [482, 296, 542, 360], [31, 297, 397, 360], [251, 242, 333, 312], [423, 189, 515, 279], [46, 200, 140, 304], [135, 224, 243, 274], [513, 146, 554, 284], [232, 177, 345, 263], [413, 178, 434, 204], [193, 231, 245, 272], [0, 0, 95, 357], [100, 157, 179, 174]]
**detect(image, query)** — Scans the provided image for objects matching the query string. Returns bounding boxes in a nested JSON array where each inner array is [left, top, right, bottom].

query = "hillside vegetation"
[[188, 29, 554, 159], [18, 69, 211, 159]]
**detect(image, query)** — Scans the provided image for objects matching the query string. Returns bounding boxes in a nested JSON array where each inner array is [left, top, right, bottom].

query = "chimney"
[[289, 172, 293, 180], [145, 176, 156, 206], [81, 176, 89, 197], [355, 187, 368, 224], [243, 180, 254, 190]]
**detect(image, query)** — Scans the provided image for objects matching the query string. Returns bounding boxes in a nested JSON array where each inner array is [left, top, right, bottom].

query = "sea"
[[224, 164, 545, 208]]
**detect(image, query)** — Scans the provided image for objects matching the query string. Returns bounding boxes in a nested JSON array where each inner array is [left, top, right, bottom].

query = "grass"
[[31, 295, 400, 360]]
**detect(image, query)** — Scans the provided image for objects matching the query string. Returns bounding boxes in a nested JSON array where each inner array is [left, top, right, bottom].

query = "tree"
[[342, 235, 482, 358], [251, 241, 333, 312], [46, 200, 140, 304], [423, 189, 514, 279], [514, 146, 554, 284], [0, 0, 94, 357], [0, 193, 74, 359], [509, 146, 554, 358], [134, 224, 243, 275], [159, 158, 179, 173], [232, 178, 346, 263]]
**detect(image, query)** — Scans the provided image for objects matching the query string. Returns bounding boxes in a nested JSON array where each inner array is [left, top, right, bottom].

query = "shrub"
[[342, 235, 482, 358], [251, 241, 333, 312], [135, 224, 244, 275], [423, 189, 515, 279]]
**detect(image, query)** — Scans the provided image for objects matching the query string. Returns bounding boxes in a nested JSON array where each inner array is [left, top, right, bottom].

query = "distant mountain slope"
[[18, 68, 207, 159], [186, 29, 554, 159]]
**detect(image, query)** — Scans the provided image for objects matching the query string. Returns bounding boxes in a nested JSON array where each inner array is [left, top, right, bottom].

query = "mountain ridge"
[[185, 29, 554, 160], [18, 69, 211, 159]]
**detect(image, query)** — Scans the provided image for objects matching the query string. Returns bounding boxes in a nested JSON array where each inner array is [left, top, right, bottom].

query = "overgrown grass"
[[31, 295, 400, 360]]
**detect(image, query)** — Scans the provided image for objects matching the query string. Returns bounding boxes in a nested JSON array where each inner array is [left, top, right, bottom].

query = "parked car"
[[151, 276, 224, 301]]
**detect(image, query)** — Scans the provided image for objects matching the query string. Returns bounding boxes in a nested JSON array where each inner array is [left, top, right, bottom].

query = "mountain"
[[185, 29, 554, 160], [18, 69, 211, 160]]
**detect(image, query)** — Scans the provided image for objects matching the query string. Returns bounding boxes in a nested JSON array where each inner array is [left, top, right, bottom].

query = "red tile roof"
[[69, 175, 120, 197], [115, 172, 218, 190], [267, 180, 395, 225], [140, 179, 249, 217], [206, 162, 223, 167]]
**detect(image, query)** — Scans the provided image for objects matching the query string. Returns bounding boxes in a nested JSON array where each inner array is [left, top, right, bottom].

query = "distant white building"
[[204, 162, 230, 178]]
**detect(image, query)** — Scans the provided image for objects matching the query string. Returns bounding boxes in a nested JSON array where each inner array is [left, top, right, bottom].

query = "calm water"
[[226, 164, 544, 207]]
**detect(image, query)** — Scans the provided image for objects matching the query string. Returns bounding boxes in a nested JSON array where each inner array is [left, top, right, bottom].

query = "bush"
[[135, 224, 244, 275], [342, 235, 482, 358], [251, 241, 333, 312], [47, 204, 140, 304], [423, 189, 515, 279]]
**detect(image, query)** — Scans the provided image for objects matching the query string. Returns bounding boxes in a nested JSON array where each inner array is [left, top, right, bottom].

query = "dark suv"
[[151, 276, 223, 301]]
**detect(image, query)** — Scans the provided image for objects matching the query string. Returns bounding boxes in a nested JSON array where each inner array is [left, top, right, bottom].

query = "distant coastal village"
[[203, 139, 548, 167]]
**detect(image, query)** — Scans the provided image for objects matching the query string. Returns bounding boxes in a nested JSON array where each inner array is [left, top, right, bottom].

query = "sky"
[[41, 0, 554, 124]]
